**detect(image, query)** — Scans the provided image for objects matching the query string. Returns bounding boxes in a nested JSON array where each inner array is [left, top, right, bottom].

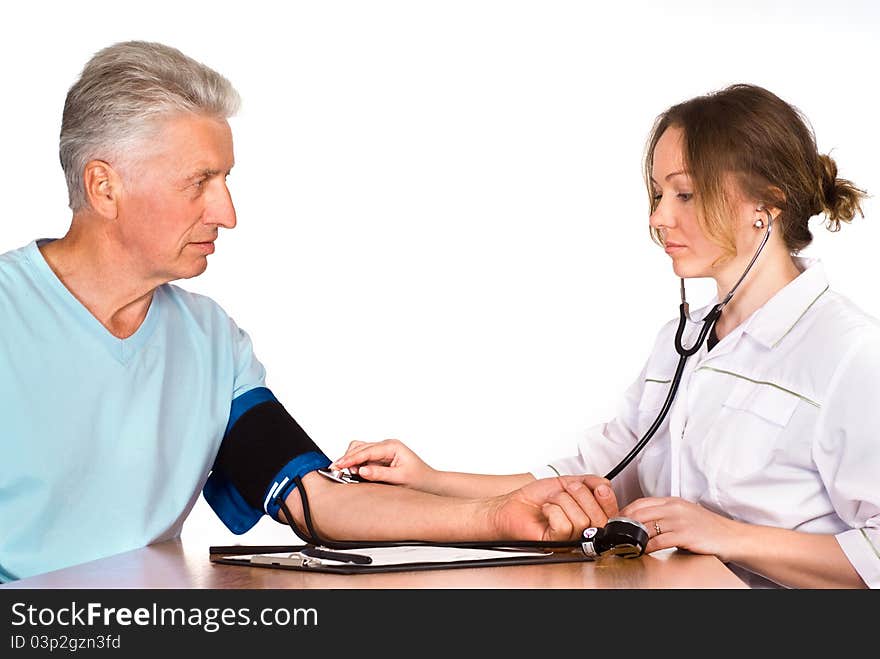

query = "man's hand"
[[490, 475, 619, 542]]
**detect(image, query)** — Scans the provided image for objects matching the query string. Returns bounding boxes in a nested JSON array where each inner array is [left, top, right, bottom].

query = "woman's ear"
[[759, 186, 786, 222]]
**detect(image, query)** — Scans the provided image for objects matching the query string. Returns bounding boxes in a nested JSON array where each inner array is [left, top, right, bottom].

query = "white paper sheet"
[[232, 545, 553, 568]]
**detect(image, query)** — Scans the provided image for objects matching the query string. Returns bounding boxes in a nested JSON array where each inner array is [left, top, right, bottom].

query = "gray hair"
[[60, 40, 241, 211]]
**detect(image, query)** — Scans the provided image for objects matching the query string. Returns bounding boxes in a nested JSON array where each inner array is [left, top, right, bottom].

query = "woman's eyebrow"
[[649, 170, 689, 184]]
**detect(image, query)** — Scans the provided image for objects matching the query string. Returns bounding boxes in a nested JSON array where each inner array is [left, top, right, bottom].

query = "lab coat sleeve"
[[812, 334, 880, 589], [531, 360, 648, 506]]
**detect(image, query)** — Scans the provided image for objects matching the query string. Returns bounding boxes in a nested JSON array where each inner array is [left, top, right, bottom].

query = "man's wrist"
[[473, 494, 509, 540]]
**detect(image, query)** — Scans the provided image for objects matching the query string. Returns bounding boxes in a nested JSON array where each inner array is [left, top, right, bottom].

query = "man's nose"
[[205, 181, 237, 229]]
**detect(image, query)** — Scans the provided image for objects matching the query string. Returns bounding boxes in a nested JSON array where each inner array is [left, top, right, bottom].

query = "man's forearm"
[[280, 471, 497, 543]]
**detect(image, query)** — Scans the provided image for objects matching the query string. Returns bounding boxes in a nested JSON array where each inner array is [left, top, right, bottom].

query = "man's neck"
[[40, 221, 161, 339]]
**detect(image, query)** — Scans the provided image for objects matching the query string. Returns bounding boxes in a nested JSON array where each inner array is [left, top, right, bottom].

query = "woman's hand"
[[620, 496, 743, 560], [491, 475, 619, 543], [331, 439, 436, 490]]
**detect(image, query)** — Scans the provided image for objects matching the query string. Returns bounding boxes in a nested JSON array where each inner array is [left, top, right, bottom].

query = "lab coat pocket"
[[712, 379, 800, 479], [638, 378, 673, 411]]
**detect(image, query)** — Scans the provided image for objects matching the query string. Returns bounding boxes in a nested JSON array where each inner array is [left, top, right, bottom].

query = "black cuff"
[[213, 401, 324, 509]]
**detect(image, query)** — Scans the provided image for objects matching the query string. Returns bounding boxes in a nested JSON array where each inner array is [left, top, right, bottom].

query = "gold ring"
[[654, 520, 662, 536]]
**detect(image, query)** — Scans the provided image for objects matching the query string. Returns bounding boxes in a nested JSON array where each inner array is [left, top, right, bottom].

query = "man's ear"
[[82, 160, 123, 220]]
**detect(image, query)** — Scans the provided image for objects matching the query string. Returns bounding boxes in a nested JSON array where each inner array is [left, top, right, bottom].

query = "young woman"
[[332, 84, 878, 588]]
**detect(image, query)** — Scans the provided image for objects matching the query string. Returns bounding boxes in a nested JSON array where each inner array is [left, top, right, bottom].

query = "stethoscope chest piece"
[[580, 517, 649, 559]]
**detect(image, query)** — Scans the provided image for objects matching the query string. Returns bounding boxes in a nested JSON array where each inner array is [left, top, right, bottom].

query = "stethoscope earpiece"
[[754, 206, 770, 230]]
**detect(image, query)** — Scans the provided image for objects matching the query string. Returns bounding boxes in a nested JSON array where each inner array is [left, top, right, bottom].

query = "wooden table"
[[2, 538, 746, 589]]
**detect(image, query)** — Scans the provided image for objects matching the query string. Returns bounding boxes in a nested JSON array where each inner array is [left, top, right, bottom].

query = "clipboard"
[[209, 543, 594, 575]]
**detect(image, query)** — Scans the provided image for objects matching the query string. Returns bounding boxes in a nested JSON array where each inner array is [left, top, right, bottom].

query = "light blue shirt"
[[0, 240, 268, 581]]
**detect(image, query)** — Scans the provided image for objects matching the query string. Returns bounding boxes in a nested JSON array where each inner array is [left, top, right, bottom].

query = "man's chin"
[[173, 258, 210, 281]]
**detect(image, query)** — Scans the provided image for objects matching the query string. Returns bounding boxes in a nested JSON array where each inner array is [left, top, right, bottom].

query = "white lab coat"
[[533, 258, 880, 588]]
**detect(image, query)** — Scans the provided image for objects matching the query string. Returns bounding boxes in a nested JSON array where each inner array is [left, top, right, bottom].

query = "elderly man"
[[0, 41, 617, 582]]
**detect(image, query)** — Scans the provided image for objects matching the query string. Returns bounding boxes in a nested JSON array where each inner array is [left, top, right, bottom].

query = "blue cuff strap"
[[203, 471, 264, 535], [263, 451, 332, 520], [203, 450, 331, 534]]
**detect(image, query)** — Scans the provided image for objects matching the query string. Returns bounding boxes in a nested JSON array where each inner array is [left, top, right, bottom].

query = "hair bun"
[[817, 154, 839, 210], [817, 153, 865, 231]]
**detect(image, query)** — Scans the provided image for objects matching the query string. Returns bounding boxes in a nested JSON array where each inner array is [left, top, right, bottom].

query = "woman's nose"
[[649, 197, 676, 231]]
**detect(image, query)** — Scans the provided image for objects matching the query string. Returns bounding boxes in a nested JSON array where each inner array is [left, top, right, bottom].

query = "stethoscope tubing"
[[605, 207, 773, 479]]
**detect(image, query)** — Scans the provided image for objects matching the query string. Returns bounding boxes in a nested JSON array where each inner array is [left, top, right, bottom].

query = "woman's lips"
[[664, 242, 686, 254]]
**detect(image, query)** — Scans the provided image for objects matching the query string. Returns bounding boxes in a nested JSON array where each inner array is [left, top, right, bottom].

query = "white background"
[[2, 1, 878, 546]]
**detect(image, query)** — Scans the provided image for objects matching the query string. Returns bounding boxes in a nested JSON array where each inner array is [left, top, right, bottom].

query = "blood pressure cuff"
[[203, 387, 331, 534]]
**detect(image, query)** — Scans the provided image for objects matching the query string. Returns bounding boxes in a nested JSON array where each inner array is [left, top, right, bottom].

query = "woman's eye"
[[677, 192, 693, 201], [652, 192, 662, 202]]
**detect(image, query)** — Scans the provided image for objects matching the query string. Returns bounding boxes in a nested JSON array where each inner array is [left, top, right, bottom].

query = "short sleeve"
[[229, 316, 267, 399], [813, 335, 880, 588], [202, 316, 270, 534]]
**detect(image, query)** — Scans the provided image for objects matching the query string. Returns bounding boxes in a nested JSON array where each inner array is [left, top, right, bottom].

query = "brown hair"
[[644, 84, 867, 258]]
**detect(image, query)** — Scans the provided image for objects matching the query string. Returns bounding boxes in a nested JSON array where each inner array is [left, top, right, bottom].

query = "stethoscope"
[[273, 207, 774, 558], [604, 206, 774, 479]]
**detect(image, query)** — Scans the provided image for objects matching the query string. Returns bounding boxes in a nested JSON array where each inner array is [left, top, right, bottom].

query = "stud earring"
[[754, 219, 765, 229]]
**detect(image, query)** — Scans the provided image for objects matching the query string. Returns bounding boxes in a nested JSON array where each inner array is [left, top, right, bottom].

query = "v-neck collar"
[[26, 239, 161, 365]]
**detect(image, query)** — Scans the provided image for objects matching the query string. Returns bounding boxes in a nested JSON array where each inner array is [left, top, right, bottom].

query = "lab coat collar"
[[739, 257, 829, 349], [681, 257, 829, 353]]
